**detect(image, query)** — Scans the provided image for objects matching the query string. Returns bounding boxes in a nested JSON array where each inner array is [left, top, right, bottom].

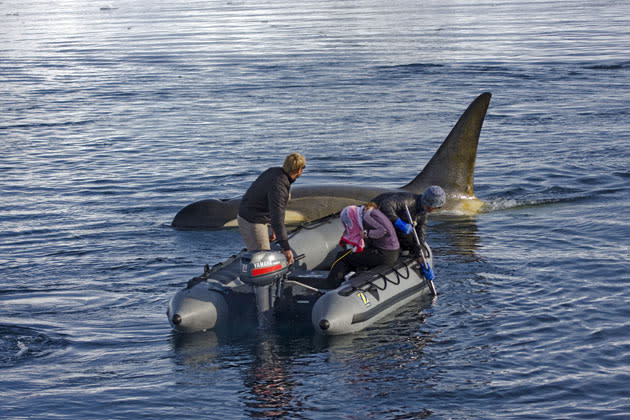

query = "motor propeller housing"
[[240, 251, 291, 325]]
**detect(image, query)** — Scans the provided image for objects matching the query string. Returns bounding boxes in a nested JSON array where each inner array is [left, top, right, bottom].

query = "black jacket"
[[238, 167, 294, 250], [372, 191, 428, 243]]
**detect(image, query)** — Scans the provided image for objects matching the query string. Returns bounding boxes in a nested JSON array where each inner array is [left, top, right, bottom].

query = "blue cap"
[[421, 185, 446, 209]]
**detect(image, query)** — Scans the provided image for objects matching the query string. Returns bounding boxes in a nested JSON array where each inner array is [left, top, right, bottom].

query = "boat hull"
[[167, 250, 434, 335], [311, 259, 431, 335]]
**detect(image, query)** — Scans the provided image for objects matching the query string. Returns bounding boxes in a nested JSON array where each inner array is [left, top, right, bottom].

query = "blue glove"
[[420, 262, 435, 281], [394, 218, 413, 235]]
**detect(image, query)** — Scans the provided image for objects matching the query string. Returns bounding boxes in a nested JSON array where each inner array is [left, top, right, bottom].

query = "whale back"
[[171, 93, 492, 228]]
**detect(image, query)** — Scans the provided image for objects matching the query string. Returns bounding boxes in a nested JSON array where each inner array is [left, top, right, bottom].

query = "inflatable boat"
[[167, 213, 436, 336]]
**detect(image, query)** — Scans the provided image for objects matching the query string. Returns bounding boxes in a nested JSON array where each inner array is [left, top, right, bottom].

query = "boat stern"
[[167, 283, 228, 333]]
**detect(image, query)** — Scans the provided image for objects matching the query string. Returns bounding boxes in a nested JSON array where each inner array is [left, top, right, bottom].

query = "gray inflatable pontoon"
[[167, 214, 435, 336]]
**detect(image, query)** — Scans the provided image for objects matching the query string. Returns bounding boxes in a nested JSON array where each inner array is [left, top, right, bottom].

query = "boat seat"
[[287, 266, 378, 290], [338, 268, 384, 292], [287, 270, 329, 281]]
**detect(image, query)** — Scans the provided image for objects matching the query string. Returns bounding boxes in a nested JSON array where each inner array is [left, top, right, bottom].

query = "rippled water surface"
[[2, 0, 629, 418]]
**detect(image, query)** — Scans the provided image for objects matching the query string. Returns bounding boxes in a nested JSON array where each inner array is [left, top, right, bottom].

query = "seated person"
[[324, 203, 400, 289], [371, 185, 446, 253]]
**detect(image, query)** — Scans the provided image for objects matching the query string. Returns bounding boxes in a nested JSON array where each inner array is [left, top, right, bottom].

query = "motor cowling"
[[240, 251, 289, 287]]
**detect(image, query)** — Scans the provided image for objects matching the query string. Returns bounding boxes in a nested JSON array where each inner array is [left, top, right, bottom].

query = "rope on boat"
[[353, 259, 412, 294], [369, 262, 411, 291]]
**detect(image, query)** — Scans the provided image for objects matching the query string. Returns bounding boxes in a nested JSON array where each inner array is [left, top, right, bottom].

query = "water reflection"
[[168, 298, 443, 418], [170, 329, 221, 368], [171, 327, 323, 418], [433, 215, 482, 262], [242, 335, 296, 419]]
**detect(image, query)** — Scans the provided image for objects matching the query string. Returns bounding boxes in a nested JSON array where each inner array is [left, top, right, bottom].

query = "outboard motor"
[[240, 251, 289, 326]]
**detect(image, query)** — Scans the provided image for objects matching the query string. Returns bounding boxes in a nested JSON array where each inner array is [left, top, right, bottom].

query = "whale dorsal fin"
[[401, 92, 491, 198]]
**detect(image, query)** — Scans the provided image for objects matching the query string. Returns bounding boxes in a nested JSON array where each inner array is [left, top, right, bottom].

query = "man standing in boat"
[[371, 185, 446, 253], [237, 153, 306, 265]]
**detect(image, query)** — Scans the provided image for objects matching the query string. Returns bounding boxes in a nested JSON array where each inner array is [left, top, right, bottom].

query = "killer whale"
[[172, 92, 491, 229]]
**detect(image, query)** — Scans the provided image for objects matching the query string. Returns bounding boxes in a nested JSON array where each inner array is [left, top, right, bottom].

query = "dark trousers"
[[398, 232, 415, 250], [398, 227, 424, 254], [325, 248, 400, 289]]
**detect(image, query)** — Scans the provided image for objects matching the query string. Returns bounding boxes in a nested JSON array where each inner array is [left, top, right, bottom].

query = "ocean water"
[[1, 0, 629, 418]]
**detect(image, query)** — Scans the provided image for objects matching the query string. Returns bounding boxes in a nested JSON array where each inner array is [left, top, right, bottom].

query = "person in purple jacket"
[[325, 202, 400, 289]]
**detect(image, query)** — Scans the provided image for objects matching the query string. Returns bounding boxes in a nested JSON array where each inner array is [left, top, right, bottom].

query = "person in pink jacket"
[[325, 202, 400, 289]]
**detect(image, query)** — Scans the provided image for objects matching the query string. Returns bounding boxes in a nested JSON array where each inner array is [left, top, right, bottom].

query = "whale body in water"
[[172, 92, 492, 229]]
